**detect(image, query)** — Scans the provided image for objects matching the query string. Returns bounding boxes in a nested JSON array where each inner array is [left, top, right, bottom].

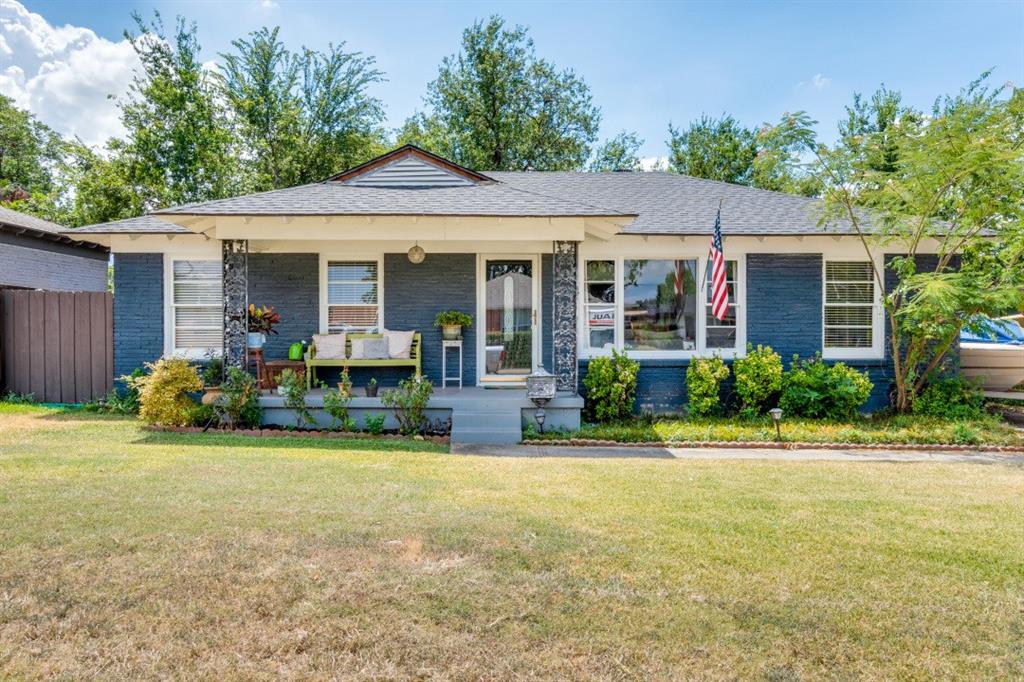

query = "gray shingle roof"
[[65, 171, 851, 237], [0, 205, 66, 234], [487, 171, 838, 235], [68, 214, 190, 235], [153, 181, 632, 218], [0, 205, 109, 249]]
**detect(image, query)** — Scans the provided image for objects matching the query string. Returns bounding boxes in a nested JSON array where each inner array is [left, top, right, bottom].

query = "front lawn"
[[527, 412, 1024, 447], [1, 405, 1022, 678]]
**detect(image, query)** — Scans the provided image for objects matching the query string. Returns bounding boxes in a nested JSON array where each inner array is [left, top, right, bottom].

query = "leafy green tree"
[[752, 111, 821, 196], [115, 12, 240, 209], [0, 95, 64, 198], [220, 26, 387, 190], [63, 142, 146, 226], [667, 114, 756, 184], [400, 16, 600, 171], [814, 74, 1024, 412], [589, 131, 643, 172]]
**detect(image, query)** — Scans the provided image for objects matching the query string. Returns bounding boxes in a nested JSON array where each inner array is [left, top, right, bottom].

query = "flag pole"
[[700, 198, 724, 294]]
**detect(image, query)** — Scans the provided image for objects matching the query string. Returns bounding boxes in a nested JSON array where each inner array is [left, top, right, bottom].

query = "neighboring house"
[[67, 145, 946, 439], [0, 206, 109, 291]]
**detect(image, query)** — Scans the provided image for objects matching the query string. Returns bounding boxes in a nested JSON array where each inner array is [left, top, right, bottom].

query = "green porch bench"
[[305, 332, 422, 389]]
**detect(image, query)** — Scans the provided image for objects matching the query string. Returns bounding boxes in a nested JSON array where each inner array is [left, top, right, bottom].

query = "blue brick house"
[[68, 146, 927, 441]]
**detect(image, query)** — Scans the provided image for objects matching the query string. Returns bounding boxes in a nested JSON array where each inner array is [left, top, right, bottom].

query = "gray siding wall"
[[247, 253, 319, 359], [384, 253, 476, 387], [113, 253, 163, 377], [0, 233, 108, 292]]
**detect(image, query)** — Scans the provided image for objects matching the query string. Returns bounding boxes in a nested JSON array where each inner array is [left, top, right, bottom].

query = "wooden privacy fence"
[[0, 290, 113, 403]]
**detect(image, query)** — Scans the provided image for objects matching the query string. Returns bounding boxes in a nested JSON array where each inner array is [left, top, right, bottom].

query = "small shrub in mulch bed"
[[521, 438, 1024, 453], [144, 425, 449, 445]]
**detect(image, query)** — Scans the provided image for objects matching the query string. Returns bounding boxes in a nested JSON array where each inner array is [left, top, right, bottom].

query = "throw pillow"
[[313, 333, 346, 360], [384, 329, 415, 359], [362, 337, 390, 359]]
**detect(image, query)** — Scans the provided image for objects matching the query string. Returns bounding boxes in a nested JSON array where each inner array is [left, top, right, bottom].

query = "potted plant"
[[365, 377, 378, 398], [199, 355, 225, 405], [247, 304, 281, 349], [434, 310, 473, 340]]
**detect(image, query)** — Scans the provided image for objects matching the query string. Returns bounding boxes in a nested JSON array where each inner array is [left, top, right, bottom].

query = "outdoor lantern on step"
[[526, 367, 557, 433]]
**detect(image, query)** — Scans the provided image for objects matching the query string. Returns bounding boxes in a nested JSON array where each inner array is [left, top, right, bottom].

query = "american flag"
[[708, 207, 728, 321]]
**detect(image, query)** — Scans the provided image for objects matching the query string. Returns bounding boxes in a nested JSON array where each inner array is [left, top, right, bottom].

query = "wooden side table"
[[246, 348, 266, 388], [264, 360, 306, 390]]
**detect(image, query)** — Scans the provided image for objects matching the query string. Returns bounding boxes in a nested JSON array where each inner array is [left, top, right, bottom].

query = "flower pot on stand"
[[441, 325, 462, 340], [201, 386, 224, 406], [247, 332, 266, 349]]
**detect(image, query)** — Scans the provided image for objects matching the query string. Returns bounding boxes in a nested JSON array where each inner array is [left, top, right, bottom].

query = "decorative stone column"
[[552, 240, 579, 392], [222, 239, 248, 369]]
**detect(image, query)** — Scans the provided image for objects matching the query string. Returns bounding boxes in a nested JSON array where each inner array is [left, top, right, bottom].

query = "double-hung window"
[[584, 260, 616, 350], [823, 260, 877, 356], [170, 259, 222, 356], [705, 260, 739, 349], [582, 255, 742, 356], [326, 260, 381, 333]]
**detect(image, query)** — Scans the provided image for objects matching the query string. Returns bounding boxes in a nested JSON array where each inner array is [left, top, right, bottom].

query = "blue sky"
[[6, 0, 1023, 158]]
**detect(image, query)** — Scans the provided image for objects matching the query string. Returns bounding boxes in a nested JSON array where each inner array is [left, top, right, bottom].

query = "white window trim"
[[821, 256, 885, 360], [578, 253, 747, 360], [318, 253, 384, 334], [163, 253, 223, 360]]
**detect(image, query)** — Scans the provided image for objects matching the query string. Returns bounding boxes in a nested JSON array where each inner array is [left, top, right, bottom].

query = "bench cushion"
[[384, 329, 415, 359], [352, 337, 389, 359], [312, 333, 346, 360]]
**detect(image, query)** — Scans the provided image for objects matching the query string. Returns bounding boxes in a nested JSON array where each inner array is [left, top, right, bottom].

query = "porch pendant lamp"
[[407, 242, 426, 264]]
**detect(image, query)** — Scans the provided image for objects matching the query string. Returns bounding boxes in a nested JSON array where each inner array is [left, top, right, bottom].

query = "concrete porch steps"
[[450, 406, 523, 445]]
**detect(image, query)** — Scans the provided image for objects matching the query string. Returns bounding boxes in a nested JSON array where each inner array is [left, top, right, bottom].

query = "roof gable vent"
[[346, 155, 475, 188], [329, 144, 493, 187]]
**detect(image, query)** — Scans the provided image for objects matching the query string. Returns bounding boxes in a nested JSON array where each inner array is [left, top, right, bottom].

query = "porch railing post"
[[222, 239, 248, 370], [552, 240, 579, 392]]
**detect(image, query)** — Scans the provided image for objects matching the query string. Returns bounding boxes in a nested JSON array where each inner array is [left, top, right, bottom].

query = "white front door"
[[477, 255, 540, 384]]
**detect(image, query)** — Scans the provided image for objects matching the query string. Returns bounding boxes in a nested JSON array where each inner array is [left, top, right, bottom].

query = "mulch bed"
[[144, 425, 449, 445], [522, 438, 1024, 453]]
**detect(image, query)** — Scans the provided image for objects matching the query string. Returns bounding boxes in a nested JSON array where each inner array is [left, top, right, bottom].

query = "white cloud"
[[0, 0, 140, 146], [796, 73, 832, 91], [640, 156, 668, 172], [259, 0, 279, 8]]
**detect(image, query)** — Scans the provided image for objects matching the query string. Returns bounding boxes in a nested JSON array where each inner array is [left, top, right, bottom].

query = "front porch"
[[258, 386, 584, 444]]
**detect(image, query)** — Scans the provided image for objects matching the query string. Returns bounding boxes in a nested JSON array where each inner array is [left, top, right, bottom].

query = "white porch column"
[[222, 239, 248, 369], [552, 240, 579, 392]]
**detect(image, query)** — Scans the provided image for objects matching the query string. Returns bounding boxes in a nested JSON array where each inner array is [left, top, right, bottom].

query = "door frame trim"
[[475, 254, 541, 385]]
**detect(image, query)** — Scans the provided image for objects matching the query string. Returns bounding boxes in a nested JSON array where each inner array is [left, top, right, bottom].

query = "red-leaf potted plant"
[[247, 304, 281, 349]]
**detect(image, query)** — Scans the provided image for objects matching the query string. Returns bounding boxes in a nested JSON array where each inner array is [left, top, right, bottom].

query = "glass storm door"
[[482, 258, 537, 380]]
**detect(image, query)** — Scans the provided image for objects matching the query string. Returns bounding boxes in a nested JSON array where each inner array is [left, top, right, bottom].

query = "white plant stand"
[[442, 339, 463, 389]]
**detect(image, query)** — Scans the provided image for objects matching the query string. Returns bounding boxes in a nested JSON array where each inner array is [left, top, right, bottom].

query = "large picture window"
[[327, 260, 380, 333], [623, 259, 698, 351], [581, 254, 744, 357], [824, 260, 875, 350], [170, 259, 222, 355]]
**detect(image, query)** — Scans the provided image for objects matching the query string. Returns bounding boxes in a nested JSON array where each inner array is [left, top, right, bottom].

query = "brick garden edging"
[[144, 425, 450, 445], [522, 438, 1024, 453]]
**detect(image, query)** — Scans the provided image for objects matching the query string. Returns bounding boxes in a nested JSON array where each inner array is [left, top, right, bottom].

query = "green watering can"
[[288, 341, 306, 361]]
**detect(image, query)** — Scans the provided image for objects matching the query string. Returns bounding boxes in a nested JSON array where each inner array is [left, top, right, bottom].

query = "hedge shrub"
[[779, 355, 873, 420], [583, 349, 639, 422], [686, 355, 730, 417], [131, 358, 202, 427], [732, 344, 783, 415], [912, 376, 985, 420]]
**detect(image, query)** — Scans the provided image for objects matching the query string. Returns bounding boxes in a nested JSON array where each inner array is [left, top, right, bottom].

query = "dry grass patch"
[[1, 405, 1022, 679]]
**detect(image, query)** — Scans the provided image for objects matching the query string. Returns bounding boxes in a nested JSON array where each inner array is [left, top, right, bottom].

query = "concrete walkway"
[[450, 443, 1024, 464]]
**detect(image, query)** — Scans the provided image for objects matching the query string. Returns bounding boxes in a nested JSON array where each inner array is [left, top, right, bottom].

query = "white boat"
[[960, 315, 1024, 393]]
